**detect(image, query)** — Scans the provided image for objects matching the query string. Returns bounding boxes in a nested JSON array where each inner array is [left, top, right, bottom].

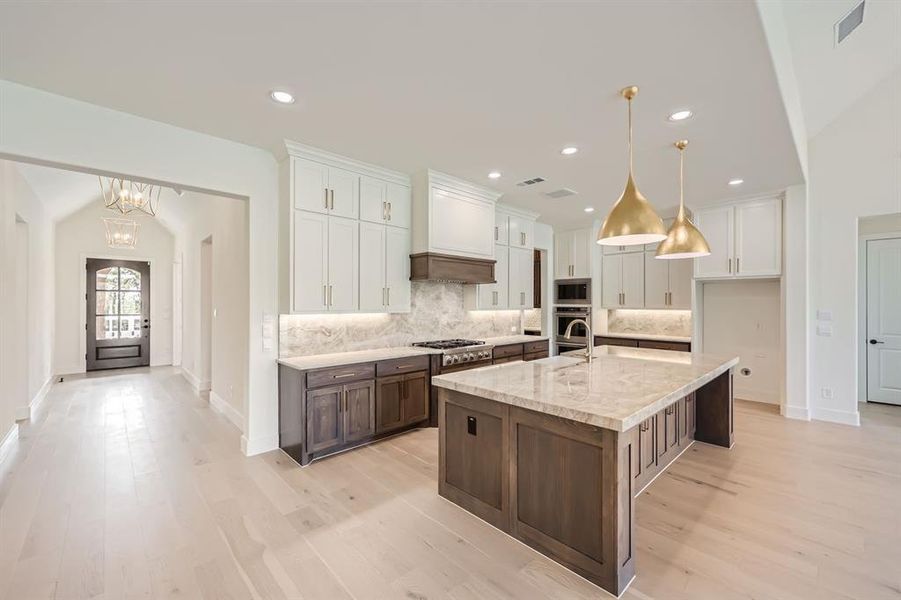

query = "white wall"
[[0, 80, 279, 455], [54, 202, 175, 374], [176, 192, 249, 429], [0, 161, 55, 444], [806, 68, 901, 425], [702, 279, 782, 404]]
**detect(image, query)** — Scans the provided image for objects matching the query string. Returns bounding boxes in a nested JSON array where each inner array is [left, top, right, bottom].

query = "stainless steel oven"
[[554, 278, 591, 305], [554, 306, 591, 345]]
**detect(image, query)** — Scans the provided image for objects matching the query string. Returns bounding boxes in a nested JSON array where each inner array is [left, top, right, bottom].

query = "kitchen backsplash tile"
[[606, 309, 692, 338], [279, 282, 522, 357]]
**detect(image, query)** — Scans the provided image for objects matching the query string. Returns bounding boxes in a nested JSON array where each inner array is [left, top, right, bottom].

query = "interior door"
[[86, 259, 150, 371], [867, 238, 901, 405]]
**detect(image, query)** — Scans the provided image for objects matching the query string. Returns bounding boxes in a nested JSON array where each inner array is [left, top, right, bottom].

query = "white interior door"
[[867, 237, 901, 405]]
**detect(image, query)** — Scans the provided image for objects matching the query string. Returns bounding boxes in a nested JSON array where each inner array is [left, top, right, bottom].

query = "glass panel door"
[[86, 259, 151, 371]]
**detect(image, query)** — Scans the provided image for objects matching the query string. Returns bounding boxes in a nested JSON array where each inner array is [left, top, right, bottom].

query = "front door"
[[86, 258, 151, 371], [867, 238, 901, 405]]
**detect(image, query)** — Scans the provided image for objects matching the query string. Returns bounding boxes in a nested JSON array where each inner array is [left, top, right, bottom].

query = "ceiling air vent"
[[516, 176, 546, 187], [835, 1, 865, 45], [544, 188, 577, 199]]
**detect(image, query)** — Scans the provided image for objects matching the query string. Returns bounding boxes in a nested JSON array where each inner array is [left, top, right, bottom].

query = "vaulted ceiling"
[[0, 1, 807, 228]]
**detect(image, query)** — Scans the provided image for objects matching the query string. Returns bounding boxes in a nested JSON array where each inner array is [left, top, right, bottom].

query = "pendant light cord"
[[679, 146, 684, 212], [628, 98, 633, 173]]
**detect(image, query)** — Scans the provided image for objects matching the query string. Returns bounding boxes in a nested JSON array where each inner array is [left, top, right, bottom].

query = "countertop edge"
[[596, 331, 692, 343]]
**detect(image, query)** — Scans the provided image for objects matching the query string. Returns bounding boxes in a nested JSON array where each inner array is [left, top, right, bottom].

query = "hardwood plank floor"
[[1, 367, 898, 599]]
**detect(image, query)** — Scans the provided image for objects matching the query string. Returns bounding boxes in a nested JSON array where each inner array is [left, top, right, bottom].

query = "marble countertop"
[[431, 346, 738, 432], [484, 334, 549, 345], [278, 346, 441, 371], [596, 331, 692, 343]]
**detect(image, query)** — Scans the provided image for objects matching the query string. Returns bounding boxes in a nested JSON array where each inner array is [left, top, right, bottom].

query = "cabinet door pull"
[[395, 364, 413, 370], [323, 285, 327, 307], [387, 202, 391, 221], [324, 188, 329, 209], [387, 287, 390, 306], [521, 232, 526, 246], [736, 257, 740, 273], [728, 258, 732, 273], [334, 372, 357, 379], [494, 226, 498, 241], [330, 189, 335, 210], [520, 291, 525, 305], [382, 201, 387, 220], [328, 285, 333, 306]]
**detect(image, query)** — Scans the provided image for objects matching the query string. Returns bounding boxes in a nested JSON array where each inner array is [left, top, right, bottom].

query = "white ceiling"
[[781, 0, 901, 138], [0, 1, 805, 229]]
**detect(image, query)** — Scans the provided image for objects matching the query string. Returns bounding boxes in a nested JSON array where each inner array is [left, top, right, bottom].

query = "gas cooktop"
[[412, 339, 486, 350]]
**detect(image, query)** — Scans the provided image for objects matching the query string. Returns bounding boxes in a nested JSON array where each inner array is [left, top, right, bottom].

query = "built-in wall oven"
[[554, 278, 591, 305], [555, 306, 591, 348]]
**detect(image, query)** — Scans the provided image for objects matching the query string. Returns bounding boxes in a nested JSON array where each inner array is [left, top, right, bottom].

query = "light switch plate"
[[817, 309, 833, 321]]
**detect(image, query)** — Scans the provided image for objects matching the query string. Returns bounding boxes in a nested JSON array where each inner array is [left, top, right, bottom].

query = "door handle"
[[869, 339, 885, 345], [387, 202, 391, 221]]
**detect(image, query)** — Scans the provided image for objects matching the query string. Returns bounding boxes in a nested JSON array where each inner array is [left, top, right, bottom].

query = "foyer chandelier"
[[103, 217, 139, 249], [597, 86, 667, 247], [99, 176, 160, 217]]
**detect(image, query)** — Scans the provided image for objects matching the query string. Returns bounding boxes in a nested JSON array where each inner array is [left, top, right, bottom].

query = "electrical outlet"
[[821, 387, 833, 400], [510, 325, 517, 332]]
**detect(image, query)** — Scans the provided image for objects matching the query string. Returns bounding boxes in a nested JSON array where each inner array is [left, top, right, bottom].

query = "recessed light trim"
[[488, 171, 502, 179], [270, 90, 295, 104], [728, 178, 744, 186], [584, 207, 595, 213], [561, 146, 579, 155], [668, 109, 693, 122]]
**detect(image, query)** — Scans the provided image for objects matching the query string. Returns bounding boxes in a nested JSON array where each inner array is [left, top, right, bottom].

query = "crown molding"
[[282, 139, 410, 186], [426, 169, 502, 203], [496, 202, 540, 220]]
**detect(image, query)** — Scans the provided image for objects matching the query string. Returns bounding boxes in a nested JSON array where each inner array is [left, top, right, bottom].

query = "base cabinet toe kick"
[[437, 370, 734, 597]]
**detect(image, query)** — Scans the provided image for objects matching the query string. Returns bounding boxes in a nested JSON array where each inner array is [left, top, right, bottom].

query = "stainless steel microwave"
[[554, 278, 591, 305]]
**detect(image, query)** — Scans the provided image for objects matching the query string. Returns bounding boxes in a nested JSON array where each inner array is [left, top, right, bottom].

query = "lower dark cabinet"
[[344, 381, 376, 443], [306, 385, 344, 453], [633, 393, 696, 496], [402, 371, 429, 425], [377, 370, 429, 433]]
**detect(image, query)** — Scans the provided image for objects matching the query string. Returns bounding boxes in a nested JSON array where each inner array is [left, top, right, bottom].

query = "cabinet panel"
[[571, 228, 592, 278], [735, 198, 781, 276], [644, 251, 669, 309], [694, 206, 734, 278], [601, 254, 622, 308], [327, 166, 359, 219], [292, 158, 329, 214], [636, 417, 656, 487], [293, 211, 329, 312], [359, 222, 387, 312], [344, 381, 375, 443], [386, 227, 411, 312], [385, 182, 411, 229], [444, 403, 504, 510], [402, 371, 429, 425], [667, 257, 693, 309], [430, 187, 495, 258], [509, 215, 535, 249], [327, 217, 359, 311], [495, 212, 510, 245], [555, 233, 572, 279], [509, 246, 534, 309], [376, 376, 404, 433], [656, 403, 680, 463], [306, 386, 343, 453], [621, 252, 644, 308], [359, 176, 388, 224]]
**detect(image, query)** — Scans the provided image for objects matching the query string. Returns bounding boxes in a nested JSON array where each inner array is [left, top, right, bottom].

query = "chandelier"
[[99, 176, 160, 217], [103, 218, 139, 249]]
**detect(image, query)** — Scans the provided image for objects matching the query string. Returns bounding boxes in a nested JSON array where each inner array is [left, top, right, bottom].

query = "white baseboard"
[[810, 406, 860, 427], [180, 367, 211, 393], [781, 404, 810, 420], [209, 391, 245, 432], [0, 423, 19, 461], [55, 365, 85, 377], [15, 377, 53, 422], [241, 434, 279, 457], [735, 389, 779, 405]]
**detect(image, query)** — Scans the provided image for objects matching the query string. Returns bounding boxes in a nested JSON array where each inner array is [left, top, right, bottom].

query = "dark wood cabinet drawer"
[[523, 340, 549, 355], [307, 363, 375, 389], [637, 340, 691, 352], [493, 355, 522, 365], [594, 336, 639, 348], [523, 351, 549, 362], [493, 343, 524, 359], [376, 355, 430, 377]]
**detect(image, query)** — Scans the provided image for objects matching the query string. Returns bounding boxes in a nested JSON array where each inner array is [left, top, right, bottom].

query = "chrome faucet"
[[563, 319, 593, 364]]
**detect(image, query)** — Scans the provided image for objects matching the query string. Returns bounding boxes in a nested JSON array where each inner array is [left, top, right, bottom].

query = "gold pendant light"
[[597, 86, 667, 246], [656, 140, 711, 259]]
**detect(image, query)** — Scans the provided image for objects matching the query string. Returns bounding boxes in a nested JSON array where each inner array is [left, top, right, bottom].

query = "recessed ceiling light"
[[270, 90, 295, 104], [561, 146, 579, 155], [488, 171, 502, 179], [668, 109, 693, 122], [728, 178, 744, 186], [584, 207, 595, 213]]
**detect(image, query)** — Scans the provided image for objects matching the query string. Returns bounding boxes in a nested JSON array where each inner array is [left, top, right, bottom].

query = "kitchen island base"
[[437, 370, 733, 597]]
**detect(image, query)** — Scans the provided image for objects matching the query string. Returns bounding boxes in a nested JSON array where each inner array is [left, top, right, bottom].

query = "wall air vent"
[[835, 1, 865, 45], [544, 188, 577, 199], [516, 177, 546, 187]]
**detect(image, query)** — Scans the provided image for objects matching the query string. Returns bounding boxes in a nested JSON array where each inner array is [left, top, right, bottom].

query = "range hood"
[[409, 170, 501, 284]]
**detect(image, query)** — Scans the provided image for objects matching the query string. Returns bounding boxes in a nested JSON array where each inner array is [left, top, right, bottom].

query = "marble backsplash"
[[279, 282, 522, 357], [606, 309, 692, 338]]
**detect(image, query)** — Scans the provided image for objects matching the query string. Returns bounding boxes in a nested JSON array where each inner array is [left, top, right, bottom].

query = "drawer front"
[[594, 336, 639, 348], [493, 355, 523, 365], [523, 351, 549, 362], [523, 340, 549, 354], [307, 363, 375, 389], [493, 343, 524, 359], [637, 340, 691, 352], [376, 355, 430, 377]]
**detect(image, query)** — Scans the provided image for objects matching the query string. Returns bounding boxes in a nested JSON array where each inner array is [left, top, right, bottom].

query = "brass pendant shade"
[[598, 86, 667, 246], [656, 140, 711, 259]]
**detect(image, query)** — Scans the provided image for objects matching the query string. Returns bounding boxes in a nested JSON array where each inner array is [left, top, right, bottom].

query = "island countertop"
[[431, 346, 738, 431]]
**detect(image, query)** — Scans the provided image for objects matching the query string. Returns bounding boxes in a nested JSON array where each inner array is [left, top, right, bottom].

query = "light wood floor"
[[1, 367, 899, 600]]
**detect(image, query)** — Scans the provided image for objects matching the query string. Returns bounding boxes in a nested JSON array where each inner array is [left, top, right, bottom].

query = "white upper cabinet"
[[282, 141, 411, 314], [465, 244, 510, 310], [667, 257, 693, 309], [509, 246, 534, 309], [495, 211, 510, 245], [508, 214, 535, 249], [602, 253, 644, 308], [694, 197, 782, 279], [555, 227, 593, 279], [643, 250, 693, 309]]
